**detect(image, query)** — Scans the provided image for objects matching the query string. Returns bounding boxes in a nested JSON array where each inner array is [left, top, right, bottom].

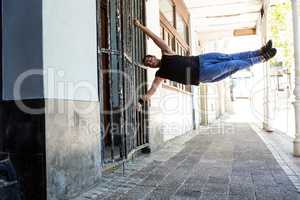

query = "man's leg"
[[199, 56, 262, 83], [228, 50, 260, 60], [200, 50, 260, 66]]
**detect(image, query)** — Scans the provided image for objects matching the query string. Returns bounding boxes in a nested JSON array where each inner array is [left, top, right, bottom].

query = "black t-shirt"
[[155, 54, 200, 85]]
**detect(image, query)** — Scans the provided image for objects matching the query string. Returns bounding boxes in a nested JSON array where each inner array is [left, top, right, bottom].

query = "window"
[[159, 0, 174, 27], [176, 12, 189, 43], [159, 0, 191, 93]]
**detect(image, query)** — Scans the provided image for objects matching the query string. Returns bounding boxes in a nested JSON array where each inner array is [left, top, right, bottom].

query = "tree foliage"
[[268, 1, 294, 70]]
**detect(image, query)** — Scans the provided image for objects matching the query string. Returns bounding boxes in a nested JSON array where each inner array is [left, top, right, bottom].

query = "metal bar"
[[143, 70, 147, 144], [124, 53, 133, 63], [107, 0, 115, 162], [138, 0, 141, 62], [139, 69, 142, 146], [96, 0, 106, 165], [140, 69, 144, 145], [117, 0, 125, 160], [98, 48, 120, 54], [121, 0, 129, 160], [139, 68, 142, 146], [102, 143, 150, 172], [132, 0, 137, 150], [143, 0, 149, 144]]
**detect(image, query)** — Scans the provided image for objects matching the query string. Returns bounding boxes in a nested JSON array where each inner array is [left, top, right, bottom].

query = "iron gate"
[[97, 0, 149, 165]]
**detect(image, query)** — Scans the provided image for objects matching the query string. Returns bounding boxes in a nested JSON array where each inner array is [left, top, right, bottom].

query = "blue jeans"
[[198, 50, 262, 83]]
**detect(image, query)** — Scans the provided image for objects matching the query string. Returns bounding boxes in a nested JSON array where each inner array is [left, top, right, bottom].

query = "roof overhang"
[[184, 0, 263, 37]]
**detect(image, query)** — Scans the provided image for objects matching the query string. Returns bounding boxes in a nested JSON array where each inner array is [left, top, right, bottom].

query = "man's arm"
[[140, 76, 164, 102], [134, 19, 173, 54]]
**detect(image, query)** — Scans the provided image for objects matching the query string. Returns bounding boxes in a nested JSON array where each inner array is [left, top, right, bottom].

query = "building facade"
[[0, 0, 228, 199], [0, 0, 149, 199], [145, 0, 198, 151]]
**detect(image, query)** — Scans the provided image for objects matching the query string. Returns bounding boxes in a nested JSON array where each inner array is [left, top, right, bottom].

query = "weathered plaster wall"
[[1, 1, 101, 200], [45, 100, 101, 200], [42, 1, 101, 199]]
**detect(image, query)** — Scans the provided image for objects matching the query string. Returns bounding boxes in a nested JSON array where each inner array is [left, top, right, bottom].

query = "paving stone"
[[185, 177, 207, 186], [255, 186, 284, 200], [172, 189, 202, 200], [101, 191, 124, 200], [208, 176, 230, 184], [202, 183, 229, 194], [144, 188, 175, 200], [138, 174, 164, 187], [158, 174, 184, 190], [73, 123, 300, 200], [150, 165, 170, 176], [252, 175, 277, 186], [178, 183, 203, 192], [199, 193, 228, 200], [279, 190, 300, 200], [228, 195, 255, 200], [120, 186, 154, 199], [129, 172, 149, 179], [228, 183, 255, 198], [230, 175, 253, 186]]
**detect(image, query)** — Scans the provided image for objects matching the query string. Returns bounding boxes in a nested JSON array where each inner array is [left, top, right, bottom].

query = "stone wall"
[[45, 100, 101, 200]]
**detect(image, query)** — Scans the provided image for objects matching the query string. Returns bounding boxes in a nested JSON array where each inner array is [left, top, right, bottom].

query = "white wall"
[[195, 38, 232, 122], [146, 0, 194, 151], [190, 17, 201, 128], [43, 0, 98, 101]]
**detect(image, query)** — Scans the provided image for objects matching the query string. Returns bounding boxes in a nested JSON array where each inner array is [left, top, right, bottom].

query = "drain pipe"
[[291, 0, 300, 156]]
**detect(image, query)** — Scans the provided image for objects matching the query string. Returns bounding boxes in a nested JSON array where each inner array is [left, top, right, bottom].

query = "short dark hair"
[[142, 55, 155, 65]]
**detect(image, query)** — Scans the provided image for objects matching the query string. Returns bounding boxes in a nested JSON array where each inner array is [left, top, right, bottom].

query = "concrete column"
[[261, 0, 273, 132], [200, 84, 208, 125], [291, 0, 300, 156]]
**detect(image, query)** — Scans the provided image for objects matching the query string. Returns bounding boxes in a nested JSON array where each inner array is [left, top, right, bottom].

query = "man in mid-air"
[[134, 19, 277, 106]]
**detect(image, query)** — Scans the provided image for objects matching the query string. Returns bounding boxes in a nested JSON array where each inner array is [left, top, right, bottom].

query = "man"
[[134, 19, 277, 106]]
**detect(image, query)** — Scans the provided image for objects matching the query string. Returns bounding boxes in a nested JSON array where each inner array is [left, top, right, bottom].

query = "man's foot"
[[262, 47, 277, 62], [260, 40, 273, 55]]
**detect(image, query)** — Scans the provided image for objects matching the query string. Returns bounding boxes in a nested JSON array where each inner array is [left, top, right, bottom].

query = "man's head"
[[143, 55, 160, 68]]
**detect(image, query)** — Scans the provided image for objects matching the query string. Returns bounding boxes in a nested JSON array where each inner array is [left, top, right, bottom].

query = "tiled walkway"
[[75, 122, 300, 200]]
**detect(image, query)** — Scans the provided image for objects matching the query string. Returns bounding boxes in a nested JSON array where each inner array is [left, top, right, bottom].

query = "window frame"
[[159, 0, 192, 93]]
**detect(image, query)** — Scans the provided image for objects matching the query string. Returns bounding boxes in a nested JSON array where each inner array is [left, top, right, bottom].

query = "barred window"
[[159, 0, 191, 93]]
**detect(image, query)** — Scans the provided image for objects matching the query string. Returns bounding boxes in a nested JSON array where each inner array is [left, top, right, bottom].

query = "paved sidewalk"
[[74, 122, 300, 200]]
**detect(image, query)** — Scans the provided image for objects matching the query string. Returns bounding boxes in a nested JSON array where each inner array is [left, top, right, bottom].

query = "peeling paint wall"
[[1, 0, 101, 199], [42, 0, 101, 199], [45, 100, 101, 200]]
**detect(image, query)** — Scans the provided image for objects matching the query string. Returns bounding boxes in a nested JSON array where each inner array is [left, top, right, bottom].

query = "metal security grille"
[[97, 0, 148, 165]]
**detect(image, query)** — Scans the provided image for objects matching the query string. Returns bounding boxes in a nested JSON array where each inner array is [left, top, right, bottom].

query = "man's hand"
[[141, 95, 149, 102], [136, 95, 151, 112], [136, 96, 145, 112], [136, 103, 142, 112], [134, 19, 141, 27]]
